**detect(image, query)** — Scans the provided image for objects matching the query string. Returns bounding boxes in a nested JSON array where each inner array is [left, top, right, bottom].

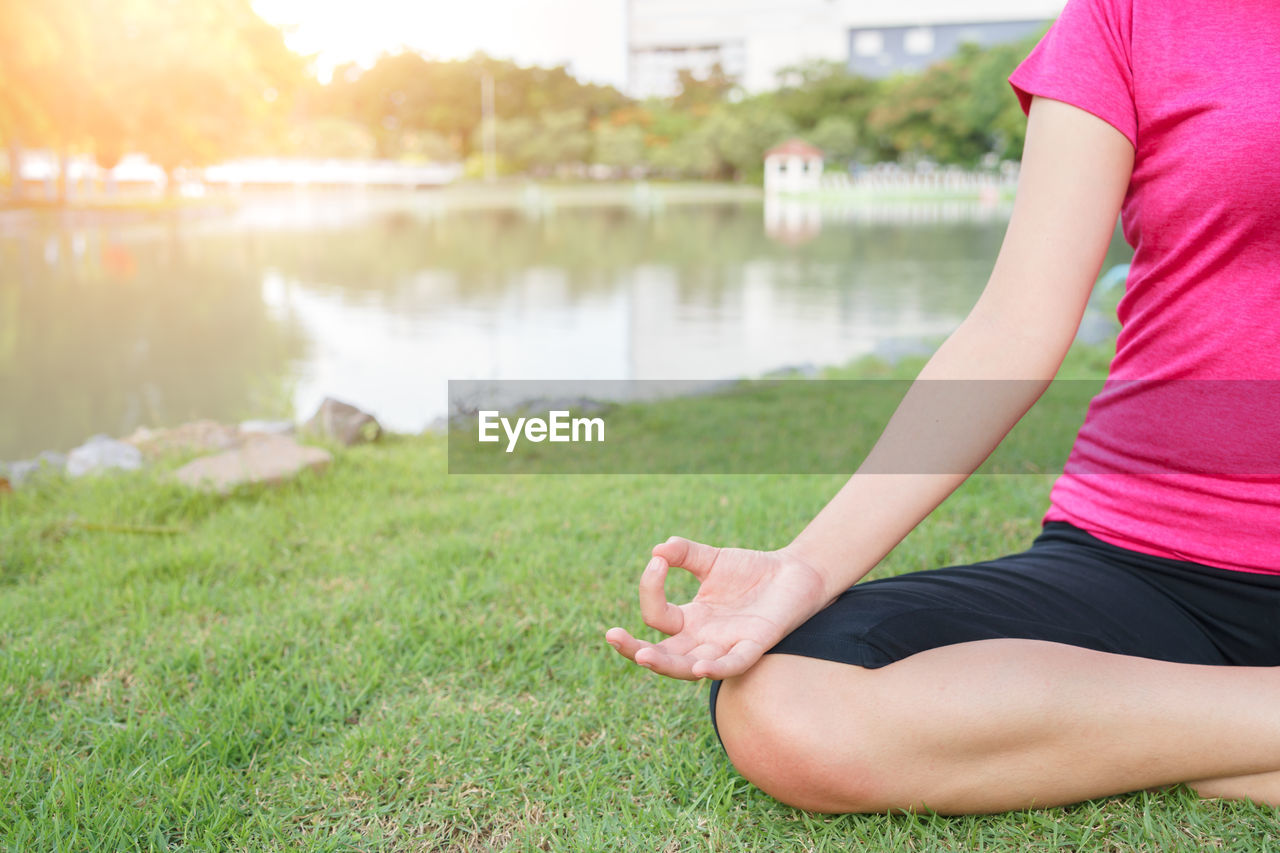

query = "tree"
[[288, 117, 377, 159], [478, 109, 592, 176], [319, 53, 630, 162], [525, 109, 591, 175], [125, 0, 305, 192], [478, 115, 534, 174], [647, 131, 718, 179], [769, 59, 877, 136], [592, 123, 646, 173], [808, 115, 860, 166], [866, 61, 983, 166], [863, 33, 1044, 167], [673, 62, 737, 111], [322, 52, 438, 157], [950, 36, 1045, 161], [0, 0, 64, 198], [0, 0, 100, 202], [399, 130, 457, 163], [1, 0, 304, 200], [701, 101, 796, 181]]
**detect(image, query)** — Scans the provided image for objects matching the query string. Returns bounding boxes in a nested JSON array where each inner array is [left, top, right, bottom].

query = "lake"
[[0, 191, 1134, 461]]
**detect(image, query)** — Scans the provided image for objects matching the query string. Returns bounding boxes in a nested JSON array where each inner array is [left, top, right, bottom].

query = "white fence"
[[9, 150, 463, 195], [820, 161, 1020, 194], [202, 158, 462, 190]]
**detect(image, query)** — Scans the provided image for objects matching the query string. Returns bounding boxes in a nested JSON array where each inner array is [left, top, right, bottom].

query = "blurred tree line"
[[0, 0, 1047, 198], [304, 35, 1042, 182], [0, 0, 304, 200]]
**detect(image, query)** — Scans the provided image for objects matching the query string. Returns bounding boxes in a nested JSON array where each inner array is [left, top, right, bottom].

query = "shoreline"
[[0, 178, 1025, 222], [0, 336, 937, 470], [1, 332, 1117, 488]]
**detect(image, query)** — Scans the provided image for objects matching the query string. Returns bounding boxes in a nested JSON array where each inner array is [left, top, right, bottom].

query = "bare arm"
[[607, 95, 1135, 680], [787, 95, 1136, 601]]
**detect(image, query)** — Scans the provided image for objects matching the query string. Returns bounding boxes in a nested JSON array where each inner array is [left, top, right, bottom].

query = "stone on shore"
[[302, 397, 381, 446], [239, 419, 295, 436], [173, 434, 331, 493], [67, 435, 144, 478], [124, 420, 242, 459], [3, 451, 68, 487]]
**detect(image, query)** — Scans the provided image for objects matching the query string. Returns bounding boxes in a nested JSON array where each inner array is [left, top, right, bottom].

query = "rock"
[[871, 338, 936, 365], [239, 419, 295, 436], [0, 476, 10, 494], [3, 451, 68, 487], [761, 362, 821, 379], [173, 434, 331, 493], [66, 435, 144, 478], [7, 459, 43, 486], [40, 450, 69, 470], [302, 397, 381, 446], [123, 420, 242, 459]]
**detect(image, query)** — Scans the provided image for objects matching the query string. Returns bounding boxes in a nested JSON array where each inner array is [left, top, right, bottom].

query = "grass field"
[[3, 339, 1278, 851]]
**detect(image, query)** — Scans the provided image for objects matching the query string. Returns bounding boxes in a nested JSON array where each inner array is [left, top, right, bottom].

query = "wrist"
[[775, 540, 853, 608]]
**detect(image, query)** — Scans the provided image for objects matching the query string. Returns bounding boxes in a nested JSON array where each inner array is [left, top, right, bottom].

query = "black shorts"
[[708, 521, 1280, 741]]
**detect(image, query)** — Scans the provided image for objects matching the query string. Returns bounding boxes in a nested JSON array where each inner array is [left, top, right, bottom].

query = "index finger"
[[604, 627, 694, 662], [651, 536, 719, 582], [632, 642, 702, 681], [638, 555, 683, 636]]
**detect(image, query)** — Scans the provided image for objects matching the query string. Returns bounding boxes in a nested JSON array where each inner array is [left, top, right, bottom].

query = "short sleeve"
[[1008, 0, 1137, 149]]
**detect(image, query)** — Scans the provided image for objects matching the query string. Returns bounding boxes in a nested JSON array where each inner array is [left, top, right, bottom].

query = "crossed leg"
[[714, 641, 1280, 814]]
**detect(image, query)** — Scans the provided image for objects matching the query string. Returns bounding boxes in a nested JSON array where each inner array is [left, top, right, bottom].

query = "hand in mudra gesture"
[[605, 536, 834, 681]]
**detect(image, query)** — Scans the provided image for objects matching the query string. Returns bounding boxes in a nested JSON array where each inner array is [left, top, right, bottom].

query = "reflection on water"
[[764, 194, 1016, 245], [0, 198, 1133, 460]]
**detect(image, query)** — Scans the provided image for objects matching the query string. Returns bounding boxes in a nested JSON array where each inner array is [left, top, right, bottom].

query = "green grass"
[[3, 338, 1277, 851]]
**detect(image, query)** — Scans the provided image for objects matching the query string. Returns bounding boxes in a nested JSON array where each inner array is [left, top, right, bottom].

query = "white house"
[[764, 139, 825, 195]]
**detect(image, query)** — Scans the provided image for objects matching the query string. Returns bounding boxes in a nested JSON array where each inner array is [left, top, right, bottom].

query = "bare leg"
[[713, 640, 1280, 814], [1185, 770, 1280, 804]]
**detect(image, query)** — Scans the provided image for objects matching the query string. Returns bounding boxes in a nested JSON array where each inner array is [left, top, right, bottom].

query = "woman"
[[605, 0, 1280, 815]]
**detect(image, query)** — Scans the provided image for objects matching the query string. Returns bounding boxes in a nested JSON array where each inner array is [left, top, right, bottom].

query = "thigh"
[[765, 527, 1230, 670], [707, 522, 1231, 745]]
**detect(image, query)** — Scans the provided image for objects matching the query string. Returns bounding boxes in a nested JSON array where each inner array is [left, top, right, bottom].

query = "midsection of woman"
[[1008, 0, 1280, 573], [605, 0, 1280, 815]]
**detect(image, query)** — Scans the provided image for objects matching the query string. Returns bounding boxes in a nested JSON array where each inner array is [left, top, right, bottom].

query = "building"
[[627, 0, 847, 97], [626, 0, 1065, 98], [845, 1, 1062, 78], [763, 139, 825, 196]]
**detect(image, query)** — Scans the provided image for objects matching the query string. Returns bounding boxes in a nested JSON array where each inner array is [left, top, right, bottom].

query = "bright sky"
[[252, 0, 629, 88]]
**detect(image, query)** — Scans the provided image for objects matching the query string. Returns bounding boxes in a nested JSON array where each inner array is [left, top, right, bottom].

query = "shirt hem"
[[1042, 508, 1278, 576]]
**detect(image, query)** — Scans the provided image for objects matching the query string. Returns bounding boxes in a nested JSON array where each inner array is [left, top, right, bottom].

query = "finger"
[[650, 637, 721, 676], [632, 644, 700, 681], [648, 633, 699, 657], [604, 627, 650, 663], [684, 641, 728, 662], [605, 628, 698, 664], [652, 536, 720, 581], [638, 556, 683, 635], [690, 639, 765, 680]]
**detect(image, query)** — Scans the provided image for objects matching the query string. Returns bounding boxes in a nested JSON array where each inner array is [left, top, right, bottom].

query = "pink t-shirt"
[[1007, 0, 1280, 573]]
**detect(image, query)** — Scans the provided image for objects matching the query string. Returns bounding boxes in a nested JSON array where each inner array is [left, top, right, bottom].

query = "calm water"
[[0, 194, 1133, 461]]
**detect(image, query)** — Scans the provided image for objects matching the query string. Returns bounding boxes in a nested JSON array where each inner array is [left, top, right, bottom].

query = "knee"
[[713, 655, 893, 813]]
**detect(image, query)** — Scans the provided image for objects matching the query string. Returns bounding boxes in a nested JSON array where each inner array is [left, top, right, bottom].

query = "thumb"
[[652, 535, 719, 581]]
